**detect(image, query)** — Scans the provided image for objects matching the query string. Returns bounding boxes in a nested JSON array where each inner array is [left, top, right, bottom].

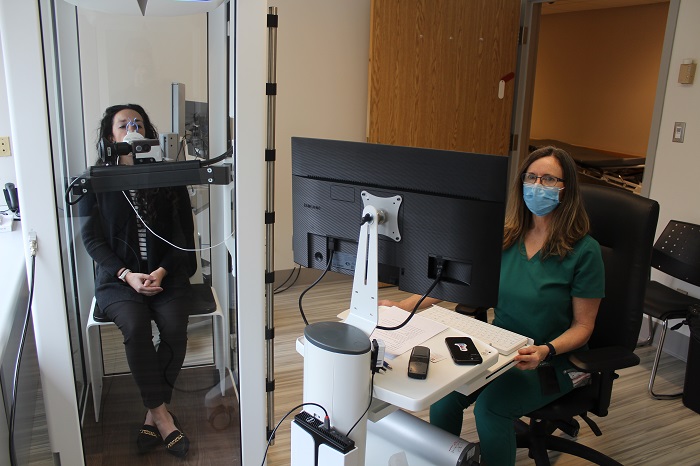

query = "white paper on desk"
[[369, 306, 447, 359]]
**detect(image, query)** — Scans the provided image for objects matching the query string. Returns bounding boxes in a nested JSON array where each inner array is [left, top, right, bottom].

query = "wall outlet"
[[0, 136, 11, 156]]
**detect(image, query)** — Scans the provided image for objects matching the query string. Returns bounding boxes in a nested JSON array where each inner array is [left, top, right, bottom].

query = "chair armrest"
[[568, 346, 640, 372]]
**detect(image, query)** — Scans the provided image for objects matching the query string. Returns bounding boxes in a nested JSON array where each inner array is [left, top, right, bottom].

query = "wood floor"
[[82, 366, 240, 466], [267, 278, 700, 466]]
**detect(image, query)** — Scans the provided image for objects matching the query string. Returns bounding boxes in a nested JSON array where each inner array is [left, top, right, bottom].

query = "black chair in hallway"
[[515, 183, 659, 466], [639, 220, 700, 399]]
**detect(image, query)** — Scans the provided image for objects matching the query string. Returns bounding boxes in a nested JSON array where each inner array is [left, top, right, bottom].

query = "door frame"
[[511, 0, 680, 197]]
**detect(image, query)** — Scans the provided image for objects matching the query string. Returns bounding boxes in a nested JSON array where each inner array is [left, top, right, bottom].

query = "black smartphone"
[[445, 336, 483, 365], [407, 345, 430, 379]]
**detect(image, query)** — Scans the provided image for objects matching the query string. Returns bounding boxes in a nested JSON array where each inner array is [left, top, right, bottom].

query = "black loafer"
[[164, 412, 189, 458], [136, 424, 163, 453], [164, 429, 190, 458]]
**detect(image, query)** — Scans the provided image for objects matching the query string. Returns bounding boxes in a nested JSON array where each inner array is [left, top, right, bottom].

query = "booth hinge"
[[519, 26, 528, 45]]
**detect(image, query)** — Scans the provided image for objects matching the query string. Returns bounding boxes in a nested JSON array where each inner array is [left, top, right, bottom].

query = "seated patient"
[[79, 104, 196, 458], [380, 146, 604, 465]]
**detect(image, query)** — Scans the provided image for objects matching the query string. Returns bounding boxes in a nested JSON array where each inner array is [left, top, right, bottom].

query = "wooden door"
[[367, 0, 521, 155]]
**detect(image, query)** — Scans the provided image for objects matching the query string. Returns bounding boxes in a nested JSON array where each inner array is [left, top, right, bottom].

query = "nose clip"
[[126, 118, 140, 133]]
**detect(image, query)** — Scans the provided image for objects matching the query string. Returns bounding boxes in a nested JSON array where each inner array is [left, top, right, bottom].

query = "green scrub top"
[[493, 234, 605, 346]]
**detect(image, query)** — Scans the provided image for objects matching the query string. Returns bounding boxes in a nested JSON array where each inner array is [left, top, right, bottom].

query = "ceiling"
[[62, 0, 225, 16], [541, 0, 669, 15]]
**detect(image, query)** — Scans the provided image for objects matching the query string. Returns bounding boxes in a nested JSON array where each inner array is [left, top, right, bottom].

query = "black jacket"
[[79, 186, 197, 311]]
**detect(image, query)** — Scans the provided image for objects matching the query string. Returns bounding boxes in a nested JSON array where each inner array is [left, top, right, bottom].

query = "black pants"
[[104, 298, 190, 409]]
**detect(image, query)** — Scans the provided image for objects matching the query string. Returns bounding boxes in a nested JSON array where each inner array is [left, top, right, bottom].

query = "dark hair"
[[502, 146, 590, 259], [95, 104, 177, 223], [96, 103, 158, 149]]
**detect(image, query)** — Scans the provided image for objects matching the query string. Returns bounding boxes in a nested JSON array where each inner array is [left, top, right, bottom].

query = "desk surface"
[[370, 327, 501, 411], [297, 310, 524, 413]]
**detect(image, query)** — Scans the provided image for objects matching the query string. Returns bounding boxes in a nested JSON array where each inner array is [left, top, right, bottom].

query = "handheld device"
[[445, 336, 483, 365], [407, 346, 430, 379], [4, 183, 19, 213]]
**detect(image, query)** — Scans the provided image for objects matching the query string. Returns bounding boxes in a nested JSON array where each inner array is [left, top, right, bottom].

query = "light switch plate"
[[673, 122, 686, 143], [0, 136, 10, 156]]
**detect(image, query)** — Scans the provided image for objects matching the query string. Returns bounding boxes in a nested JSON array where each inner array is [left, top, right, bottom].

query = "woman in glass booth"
[[79, 104, 195, 458]]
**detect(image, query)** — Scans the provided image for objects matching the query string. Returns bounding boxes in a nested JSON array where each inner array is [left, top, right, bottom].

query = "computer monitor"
[[291, 137, 509, 308]]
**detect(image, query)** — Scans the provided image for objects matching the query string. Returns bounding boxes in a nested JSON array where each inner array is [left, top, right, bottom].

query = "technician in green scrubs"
[[380, 146, 604, 465]]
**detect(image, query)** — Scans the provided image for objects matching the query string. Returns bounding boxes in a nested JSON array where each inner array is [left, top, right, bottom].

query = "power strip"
[[293, 412, 355, 454]]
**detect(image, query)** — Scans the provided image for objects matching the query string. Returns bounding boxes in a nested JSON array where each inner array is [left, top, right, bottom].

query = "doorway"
[[517, 0, 673, 195]]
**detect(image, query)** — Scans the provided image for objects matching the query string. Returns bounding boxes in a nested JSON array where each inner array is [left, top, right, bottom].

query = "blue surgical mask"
[[523, 183, 561, 216]]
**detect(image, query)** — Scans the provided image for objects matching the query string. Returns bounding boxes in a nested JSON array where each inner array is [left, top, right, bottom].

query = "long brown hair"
[[502, 146, 589, 259]]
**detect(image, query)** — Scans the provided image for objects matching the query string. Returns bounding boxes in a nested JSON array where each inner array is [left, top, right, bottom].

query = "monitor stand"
[[344, 204, 381, 337]]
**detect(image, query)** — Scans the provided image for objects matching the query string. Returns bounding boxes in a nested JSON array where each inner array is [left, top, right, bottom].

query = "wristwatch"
[[543, 342, 556, 362], [118, 268, 131, 282]]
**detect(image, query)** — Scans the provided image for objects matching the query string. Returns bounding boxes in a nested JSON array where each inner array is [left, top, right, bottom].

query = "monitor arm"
[[345, 204, 380, 336], [344, 191, 402, 337]]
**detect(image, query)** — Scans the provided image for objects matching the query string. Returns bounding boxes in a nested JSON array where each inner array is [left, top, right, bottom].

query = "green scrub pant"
[[429, 366, 574, 465]]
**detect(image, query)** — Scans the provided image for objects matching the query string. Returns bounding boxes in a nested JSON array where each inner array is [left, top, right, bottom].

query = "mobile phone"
[[445, 336, 483, 365], [407, 346, 430, 379]]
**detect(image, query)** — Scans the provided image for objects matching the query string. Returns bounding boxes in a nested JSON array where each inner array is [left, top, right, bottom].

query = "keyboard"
[[419, 306, 530, 355]]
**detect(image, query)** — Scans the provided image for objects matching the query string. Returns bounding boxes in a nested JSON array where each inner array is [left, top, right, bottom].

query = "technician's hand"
[[378, 299, 402, 309], [513, 345, 548, 371]]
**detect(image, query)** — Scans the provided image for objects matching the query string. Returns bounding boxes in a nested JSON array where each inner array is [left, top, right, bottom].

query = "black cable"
[[297, 250, 335, 326], [346, 370, 375, 437], [274, 266, 298, 292], [260, 402, 330, 466], [200, 146, 233, 166], [9, 252, 36, 466], [274, 266, 301, 294], [65, 175, 85, 205], [376, 261, 444, 331]]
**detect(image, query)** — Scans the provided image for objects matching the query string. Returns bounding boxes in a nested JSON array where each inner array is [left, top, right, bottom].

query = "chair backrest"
[[580, 184, 659, 351], [651, 220, 700, 287]]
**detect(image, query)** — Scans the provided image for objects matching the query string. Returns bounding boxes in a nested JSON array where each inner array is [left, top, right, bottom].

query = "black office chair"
[[515, 183, 659, 466], [639, 220, 700, 399]]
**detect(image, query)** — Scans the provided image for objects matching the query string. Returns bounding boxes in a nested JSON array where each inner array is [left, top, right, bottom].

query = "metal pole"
[[265, 5, 279, 442]]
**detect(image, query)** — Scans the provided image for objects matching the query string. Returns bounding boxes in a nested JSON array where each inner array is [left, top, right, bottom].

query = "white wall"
[[647, 0, 700, 342], [273, 0, 371, 269], [77, 10, 207, 161], [0, 37, 16, 191]]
